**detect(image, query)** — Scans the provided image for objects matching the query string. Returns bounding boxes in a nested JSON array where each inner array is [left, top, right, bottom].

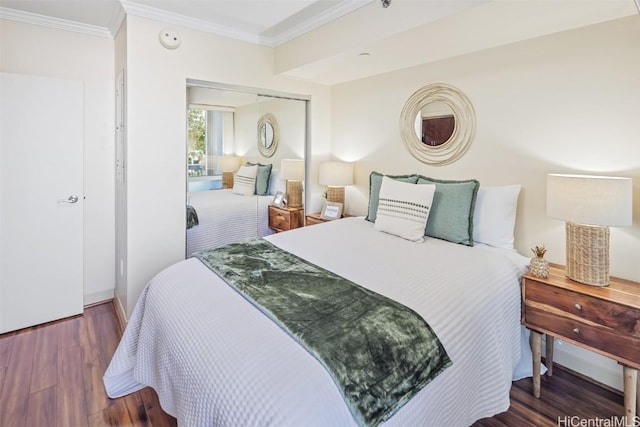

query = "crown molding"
[[120, 0, 264, 45], [108, 6, 127, 37], [0, 7, 113, 38], [267, 0, 372, 47], [0, 0, 374, 46], [120, 0, 372, 48]]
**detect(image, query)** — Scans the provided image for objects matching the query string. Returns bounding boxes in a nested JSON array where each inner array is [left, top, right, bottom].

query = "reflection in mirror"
[[414, 102, 455, 147], [261, 123, 273, 148], [257, 113, 279, 157], [185, 81, 308, 259], [187, 108, 233, 180], [186, 86, 247, 191]]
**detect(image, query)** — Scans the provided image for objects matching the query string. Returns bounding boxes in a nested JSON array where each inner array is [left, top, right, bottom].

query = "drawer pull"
[[574, 303, 582, 310], [573, 327, 581, 335]]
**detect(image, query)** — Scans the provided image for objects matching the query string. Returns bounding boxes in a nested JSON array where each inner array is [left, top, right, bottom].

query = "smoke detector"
[[159, 29, 181, 50]]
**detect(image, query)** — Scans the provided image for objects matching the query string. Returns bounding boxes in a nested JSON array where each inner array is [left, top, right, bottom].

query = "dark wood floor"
[[473, 367, 625, 426], [0, 302, 176, 427], [0, 301, 625, 426]]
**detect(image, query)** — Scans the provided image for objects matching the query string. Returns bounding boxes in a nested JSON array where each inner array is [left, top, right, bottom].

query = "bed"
[[105, 210, 532, 426], [186, 189, 274, 257]]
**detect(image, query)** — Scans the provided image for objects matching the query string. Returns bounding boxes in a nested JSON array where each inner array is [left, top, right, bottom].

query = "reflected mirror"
[[257, 113, 279, 157], [261, 123, 273, 147]]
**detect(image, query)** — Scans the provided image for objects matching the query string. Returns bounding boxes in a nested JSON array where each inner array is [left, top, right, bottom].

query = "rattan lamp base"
[[222, 172, 234, 189], [286, 180, 303, 208], [565, 222, 610, 286]]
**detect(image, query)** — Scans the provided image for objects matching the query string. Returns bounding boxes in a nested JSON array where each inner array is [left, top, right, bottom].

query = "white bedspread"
[[105, 217, 530, 426], [186, 189, 272, 257]]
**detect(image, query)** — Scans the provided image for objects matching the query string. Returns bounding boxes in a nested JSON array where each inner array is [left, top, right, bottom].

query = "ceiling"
[[1, 0, 638, 85], [0, 0, 376, 45]]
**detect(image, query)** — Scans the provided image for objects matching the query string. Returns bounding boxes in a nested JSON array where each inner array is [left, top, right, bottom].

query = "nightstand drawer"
[[269, 208, 292, 230], [524, 307, 640, 365], [268, 205, 304, 232], [305, 212, 353, 226], [305, 215, 325, 226], [524, 279, 640, 339]]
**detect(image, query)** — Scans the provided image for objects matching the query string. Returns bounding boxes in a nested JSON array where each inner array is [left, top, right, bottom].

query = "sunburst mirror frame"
[[399, 83, 476, 166]]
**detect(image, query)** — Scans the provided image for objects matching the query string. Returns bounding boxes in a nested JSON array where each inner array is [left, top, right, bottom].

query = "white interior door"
[[0, 73, 84, 334]]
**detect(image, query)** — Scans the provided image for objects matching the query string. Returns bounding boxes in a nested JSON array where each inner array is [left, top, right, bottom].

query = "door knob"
[[58, 195, 79, 204]]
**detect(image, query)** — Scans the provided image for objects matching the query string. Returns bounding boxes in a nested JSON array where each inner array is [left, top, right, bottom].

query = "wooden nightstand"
[[268, 205, 304, 233], [522, 263, 640, 420], [305, 212, 353, 226]]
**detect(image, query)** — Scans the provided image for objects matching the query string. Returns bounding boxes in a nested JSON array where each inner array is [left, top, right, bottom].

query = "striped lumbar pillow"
[[232, 164, 258, 196], [374, 176, 435, 242]]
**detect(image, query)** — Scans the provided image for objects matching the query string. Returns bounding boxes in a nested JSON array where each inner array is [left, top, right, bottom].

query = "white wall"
[[330, 15, 640, 390], [120, 15, 332, 318], [114, 19, 128, 316], [0, 19, 116, 306], [234, 101, 261, 161]]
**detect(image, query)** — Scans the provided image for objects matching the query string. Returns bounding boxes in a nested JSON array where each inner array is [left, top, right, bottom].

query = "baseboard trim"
[[546, 359, 624, 397], [84, 300, 111, 309], [543, 338, 623, 392], [83, 289, 115, 307], [112, 295, 127, 334]]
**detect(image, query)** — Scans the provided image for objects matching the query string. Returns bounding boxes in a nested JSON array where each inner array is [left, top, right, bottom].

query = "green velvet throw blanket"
[[194, 238, 451, 427], [186, 204, 199, 229]]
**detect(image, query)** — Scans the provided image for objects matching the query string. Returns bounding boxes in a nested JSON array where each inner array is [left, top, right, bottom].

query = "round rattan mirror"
[[257, 113, 279, 158], [399, 83, 476, 166]]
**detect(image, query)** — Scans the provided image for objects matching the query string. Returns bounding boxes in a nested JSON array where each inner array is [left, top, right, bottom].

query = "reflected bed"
[[186, 189, 273, 257]]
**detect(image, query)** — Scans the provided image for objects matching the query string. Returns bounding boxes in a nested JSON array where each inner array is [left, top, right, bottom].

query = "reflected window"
[[187, 109, 225, 177]]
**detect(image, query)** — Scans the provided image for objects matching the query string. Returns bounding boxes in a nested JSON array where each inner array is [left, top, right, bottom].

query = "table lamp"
[[546, 174, 632, 286], [319, 161, 354, 205], [280, 159, 304, 208], [216, 156, 240, 189]]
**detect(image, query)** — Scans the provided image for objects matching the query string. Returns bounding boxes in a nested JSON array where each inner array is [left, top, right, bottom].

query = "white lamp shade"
[[319, 161, 354, 186], [216, 156, 240, 172], [547, 174, 632, 226], [280, 159, 305, 181]]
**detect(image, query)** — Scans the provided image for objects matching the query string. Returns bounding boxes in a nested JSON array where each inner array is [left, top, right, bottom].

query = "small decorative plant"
[[529, 245, 549, 279]]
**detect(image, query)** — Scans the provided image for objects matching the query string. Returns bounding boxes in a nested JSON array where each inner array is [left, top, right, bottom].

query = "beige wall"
[[330, 15, 640, 390], [121, 15, 332, 318], [0, 19, 116, 305]]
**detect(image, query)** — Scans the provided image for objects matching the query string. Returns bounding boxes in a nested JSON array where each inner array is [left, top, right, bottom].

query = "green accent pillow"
[[246, 162, 273, 195], [366, 171, 420, 222], [417, 176, 480, 246]]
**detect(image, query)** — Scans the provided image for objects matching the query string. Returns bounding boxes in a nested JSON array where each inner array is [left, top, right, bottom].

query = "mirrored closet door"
[[185, 80, 308, 257]]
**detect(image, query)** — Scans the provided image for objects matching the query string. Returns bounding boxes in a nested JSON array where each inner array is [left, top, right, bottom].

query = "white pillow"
[[268, 169, 285, 196], [232, 164, 258, 196], [374, 176, 436, 242], [472, 185, 521, 249]]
